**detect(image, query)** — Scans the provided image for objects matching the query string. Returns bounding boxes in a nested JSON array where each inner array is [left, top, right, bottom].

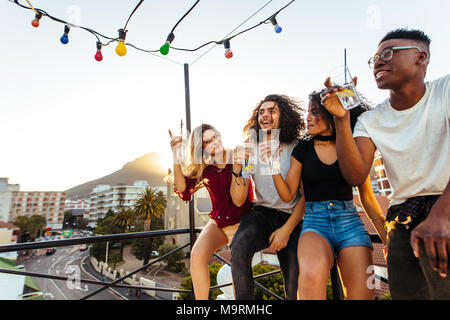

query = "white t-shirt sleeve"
[[353, 117, 370, 138], [444, 74, 450, 120]]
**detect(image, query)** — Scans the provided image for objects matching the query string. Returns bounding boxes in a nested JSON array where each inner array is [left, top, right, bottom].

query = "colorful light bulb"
[[115, 29, 127, 57], [60, 25, 70, 44], [95, 42, 103, 61], [223, 39, 233, 59], [270, 16, 282, 33], [116, 41, 127, 56], [160, 33, 175, 56], [31, 13, 42, 28]]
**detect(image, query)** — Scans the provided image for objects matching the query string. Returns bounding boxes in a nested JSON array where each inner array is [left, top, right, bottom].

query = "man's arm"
[[269, 183, 305, 252], [334, 114, 377, 185], [321, 82, 376, 185], [411, 178, 450, 278]]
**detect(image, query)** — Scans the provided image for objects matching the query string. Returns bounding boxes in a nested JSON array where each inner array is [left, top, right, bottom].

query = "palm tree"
[[112, 208, 135, 259], [133, 188, 166, 267]]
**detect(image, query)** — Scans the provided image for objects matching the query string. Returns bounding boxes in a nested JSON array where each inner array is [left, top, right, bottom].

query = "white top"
[[242, 141, 300, 214], [353, 74, 450, 206]]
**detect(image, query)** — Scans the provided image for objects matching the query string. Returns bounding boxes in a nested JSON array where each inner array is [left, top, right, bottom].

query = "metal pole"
[[344, 48, 347, 83], [184, 63, 196, 250], [105, 241, 109, 265], [184, 62, 197, 300]]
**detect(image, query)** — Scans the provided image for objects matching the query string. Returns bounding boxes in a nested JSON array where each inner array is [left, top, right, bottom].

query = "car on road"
[[46, 248, 56, 255], [79, 244, 88, 251]]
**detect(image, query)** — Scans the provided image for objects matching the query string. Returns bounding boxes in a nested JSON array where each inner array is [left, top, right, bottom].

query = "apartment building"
[[0, 178, 20, 223], [373, 150, 393, 196], [64, 199, 90, 221], [8, 191, 65, 229], [88, 180, 163, 227]]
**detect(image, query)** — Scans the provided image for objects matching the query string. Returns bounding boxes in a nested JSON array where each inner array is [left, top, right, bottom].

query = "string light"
[[31, 12, 41, 27], [115, 28, 127, 57], [270, 16, 282, 33], [94, 41, 103, 61], [60, 25, 70, 44], [160, 33, 174, 56], [223, 39, 233, 59], [11, 0, 296, 62]]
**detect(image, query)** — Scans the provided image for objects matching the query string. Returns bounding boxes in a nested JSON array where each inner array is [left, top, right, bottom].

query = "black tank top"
[[291, 139, 353, 202]]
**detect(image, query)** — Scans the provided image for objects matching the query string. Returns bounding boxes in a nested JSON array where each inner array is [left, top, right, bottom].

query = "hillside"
[[65, 152, 169, 200]]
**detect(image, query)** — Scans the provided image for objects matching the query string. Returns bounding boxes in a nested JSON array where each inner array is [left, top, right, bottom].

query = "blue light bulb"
[[274, 25, 282, 33], [60, 34, 69, 44]]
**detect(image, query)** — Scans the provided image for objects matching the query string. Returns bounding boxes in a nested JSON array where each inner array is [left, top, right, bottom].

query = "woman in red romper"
[[169, 123, 253, 299]]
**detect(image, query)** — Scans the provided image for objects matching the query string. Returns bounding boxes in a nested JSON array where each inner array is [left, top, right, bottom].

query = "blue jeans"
[[301, 200, 373, 256], [230, 205, 302, 300]]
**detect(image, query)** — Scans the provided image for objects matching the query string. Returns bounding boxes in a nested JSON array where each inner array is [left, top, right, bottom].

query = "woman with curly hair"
[[230, 94, 307, 300], [270, 88, 387, 299]]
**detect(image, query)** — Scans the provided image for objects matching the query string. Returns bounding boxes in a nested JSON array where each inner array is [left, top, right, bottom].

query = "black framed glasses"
[[368, 46, 423, 68]]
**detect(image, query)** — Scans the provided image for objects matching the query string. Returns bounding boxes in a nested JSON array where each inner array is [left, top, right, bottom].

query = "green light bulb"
[[160, 42, 170, 55]]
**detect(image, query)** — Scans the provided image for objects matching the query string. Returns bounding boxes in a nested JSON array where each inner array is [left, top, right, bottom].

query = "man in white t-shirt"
[[321, 28, 450, 299]]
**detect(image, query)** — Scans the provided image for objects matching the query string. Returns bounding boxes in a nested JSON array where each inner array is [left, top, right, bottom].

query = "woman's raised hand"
[[169, 130, 182, 150], [320, 76, 358, 119]]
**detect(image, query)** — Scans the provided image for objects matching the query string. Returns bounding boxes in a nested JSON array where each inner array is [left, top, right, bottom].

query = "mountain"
[[65, 152, 169, 200]]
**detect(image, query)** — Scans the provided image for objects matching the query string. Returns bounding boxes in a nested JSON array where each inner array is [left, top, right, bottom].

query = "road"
[[22, 245, 153, 300]]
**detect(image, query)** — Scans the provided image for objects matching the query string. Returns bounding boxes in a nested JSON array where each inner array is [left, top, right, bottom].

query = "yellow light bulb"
[[116, 40, 127, 57]]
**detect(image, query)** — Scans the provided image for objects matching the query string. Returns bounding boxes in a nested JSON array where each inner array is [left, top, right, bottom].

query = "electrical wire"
[[24, 0, 38, 15], [170, 0, 201, 34], [123, 0, 145, 30], [10, 0, 295, 65], [189, 0, 284, 66]]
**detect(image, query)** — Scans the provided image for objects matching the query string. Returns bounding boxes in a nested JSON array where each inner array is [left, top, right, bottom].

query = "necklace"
[[314, 134, 336, 141]]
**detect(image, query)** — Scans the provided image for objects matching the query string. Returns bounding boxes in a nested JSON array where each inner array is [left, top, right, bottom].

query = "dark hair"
[[308, 90, 371, 137], [380, 28, 431, 52], [244, 94, 306, 143]]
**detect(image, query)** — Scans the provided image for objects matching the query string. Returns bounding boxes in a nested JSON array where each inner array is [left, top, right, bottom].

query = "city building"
[[9, 191, 65, 230], [88, 180, 164, 227], [373, 150, 393, 196], [0, 178, 20, 223], [164, 172, 212, 249], [64, 199, 90, 221], [0, 221, 19, 246], [0, 221, 42, 300]]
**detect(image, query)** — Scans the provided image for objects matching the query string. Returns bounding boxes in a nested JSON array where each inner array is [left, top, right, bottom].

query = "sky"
[[0, 0, 449, 192]]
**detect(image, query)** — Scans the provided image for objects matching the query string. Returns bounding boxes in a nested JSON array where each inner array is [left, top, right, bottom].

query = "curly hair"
[[243, 94, 306, 143], [307, 90, 372, 139]]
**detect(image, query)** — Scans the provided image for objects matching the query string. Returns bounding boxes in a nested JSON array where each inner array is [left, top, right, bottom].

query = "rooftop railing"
[[0, 226, 387, 300]]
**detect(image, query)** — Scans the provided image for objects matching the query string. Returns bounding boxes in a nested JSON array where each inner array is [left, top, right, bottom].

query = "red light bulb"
[[223, 39, 233, 59], [225, 50, 233, 59], [95, 51, 103, 62], [31, 13, 42, 28], [31, 18, 40, 28], [94, 42, 103, 62]]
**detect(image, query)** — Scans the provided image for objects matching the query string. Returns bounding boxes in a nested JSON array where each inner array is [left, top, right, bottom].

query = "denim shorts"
[[301, 200, 373, 256]]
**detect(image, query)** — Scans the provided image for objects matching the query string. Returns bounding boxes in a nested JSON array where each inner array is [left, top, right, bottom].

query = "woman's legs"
[[297, 232, 335, 300], [190, 220, 228, 300], [337, 246, 374, 300]]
